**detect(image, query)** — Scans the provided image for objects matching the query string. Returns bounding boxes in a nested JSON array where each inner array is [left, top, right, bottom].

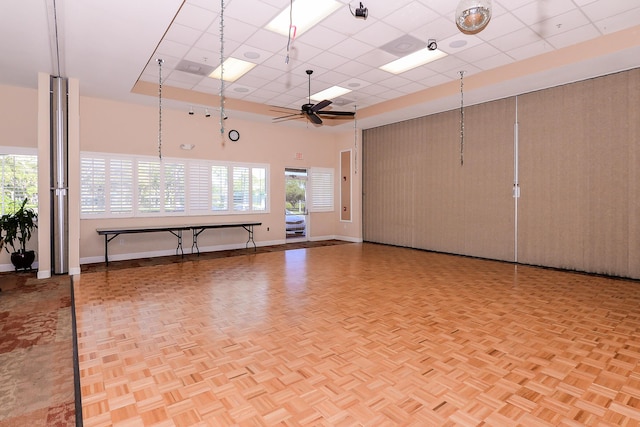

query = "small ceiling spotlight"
[[350, 2, 368, 20], [205, 108, 211, 118], [427, 39, 437, 51], [188, 106, 194, 115]]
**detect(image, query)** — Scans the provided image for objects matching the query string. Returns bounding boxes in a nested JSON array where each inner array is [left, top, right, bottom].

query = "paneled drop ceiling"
[[1, 0, 640, 130]]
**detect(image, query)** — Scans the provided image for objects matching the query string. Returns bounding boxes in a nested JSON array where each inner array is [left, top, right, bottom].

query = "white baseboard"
[[76, 237, 358, 269], [0, 260, 40, 274]]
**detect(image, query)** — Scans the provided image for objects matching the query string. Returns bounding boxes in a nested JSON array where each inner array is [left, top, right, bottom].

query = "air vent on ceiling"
[[379, 34, 426, 56], [175, 59, 215, 76], [333, 98, 355, 107]]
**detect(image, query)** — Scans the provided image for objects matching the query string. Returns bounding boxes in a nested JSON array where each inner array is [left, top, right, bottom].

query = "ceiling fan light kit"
[[456, 0, 492, 35], [273, 70, 355, 126]]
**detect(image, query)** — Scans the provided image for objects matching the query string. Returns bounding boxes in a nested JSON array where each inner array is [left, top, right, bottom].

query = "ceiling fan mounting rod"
[[307, 69, 313, 105]]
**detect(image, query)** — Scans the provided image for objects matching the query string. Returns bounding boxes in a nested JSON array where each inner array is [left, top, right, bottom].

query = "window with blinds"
[[80, 152, 268, 218]]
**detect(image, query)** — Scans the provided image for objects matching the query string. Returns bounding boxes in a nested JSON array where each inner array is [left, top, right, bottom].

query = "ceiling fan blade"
[[273, 113, 303, 121], [270, 106, 299, 114], [311, 99, 332, 112], [317, 110, 355, 116], [305, 111, 323, 125]]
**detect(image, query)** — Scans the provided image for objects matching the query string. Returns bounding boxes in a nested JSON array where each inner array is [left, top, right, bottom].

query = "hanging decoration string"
[[157, 58, 164, 160], [219, 0, 226, 145], [353, 105, 358, 174], [459, 70, 465, 166]]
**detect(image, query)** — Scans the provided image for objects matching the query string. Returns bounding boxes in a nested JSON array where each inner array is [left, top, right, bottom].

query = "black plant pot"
[[11, 250, 35, 271]]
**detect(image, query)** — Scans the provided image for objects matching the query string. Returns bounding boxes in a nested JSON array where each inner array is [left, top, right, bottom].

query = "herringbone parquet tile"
[[74, 243, 640, 426]]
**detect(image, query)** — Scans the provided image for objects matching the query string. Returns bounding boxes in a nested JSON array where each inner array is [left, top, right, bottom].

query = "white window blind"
[[164, 162, 185, 213], [80, 157, 106, 215], [233, 166, 250, 212], [137, 160, 161, 213], [309, 167, 334, 212], [188, 163, 211, 212], [109, 158, 133, 214], [252, 167, 267, 211], [211, 165, 229, 211]]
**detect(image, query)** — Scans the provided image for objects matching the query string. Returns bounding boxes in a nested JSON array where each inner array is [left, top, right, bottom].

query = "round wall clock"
[[228, 129, 240, 142]]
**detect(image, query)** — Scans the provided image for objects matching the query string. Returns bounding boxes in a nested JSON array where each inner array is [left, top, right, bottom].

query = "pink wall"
[[0, 84, 362, 270]]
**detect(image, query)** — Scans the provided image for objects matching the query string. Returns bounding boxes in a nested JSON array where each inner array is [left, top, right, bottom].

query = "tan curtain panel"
[[363, 68, 640, 279], [363, 98, 515, 262], [518, 68, 640, 278]]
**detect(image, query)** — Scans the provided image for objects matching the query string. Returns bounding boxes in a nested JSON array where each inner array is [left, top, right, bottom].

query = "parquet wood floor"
[[74, 243, 640, 426]]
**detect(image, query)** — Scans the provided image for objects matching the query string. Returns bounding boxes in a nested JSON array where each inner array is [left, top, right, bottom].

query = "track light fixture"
[[350, 2, 368, 20], [427, 39, 437, 51], [188, 106, 226, 118]]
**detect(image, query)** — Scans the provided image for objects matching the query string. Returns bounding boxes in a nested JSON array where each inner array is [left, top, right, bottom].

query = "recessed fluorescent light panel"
[[266, 0, 342, 36], [310, 86, 351, 102], [209, 58, 256, 82], [380, 48, 448, 74]]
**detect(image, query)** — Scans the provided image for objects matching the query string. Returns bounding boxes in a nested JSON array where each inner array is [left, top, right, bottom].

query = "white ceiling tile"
[[544, 24, 601, 49], [472, 52, 514, 71], [511, 0, 576, 26], [164, 24, 203, 46], [310, 51, 351, 70], [594, 9, 640, 34], [508, 39, 555, 61], [298, 25, 347, 51], [384, 2, 436, 33], [476, 13, 528, 41], [156, 39, 192, 59], [582, 0, 640, 21], [330, 38, 376, 60], [354, 49, 397, 69], [530, 9, 592, 39], [223, 1, 280, 28], [209, 17, 260, 45], [488, 26, 541, 52], [175, 4, 217, 31], [350, 21, 405, 49]]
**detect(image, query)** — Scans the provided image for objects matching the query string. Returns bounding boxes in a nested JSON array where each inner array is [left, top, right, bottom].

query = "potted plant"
[[0, 198, 38, 271]]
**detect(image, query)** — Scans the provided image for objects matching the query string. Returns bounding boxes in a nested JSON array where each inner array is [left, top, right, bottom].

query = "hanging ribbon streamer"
[[157, 58, 164, 160], [285, 0, 294, 64], [459, 70, 465, 166], [219, 0, 226, 145]]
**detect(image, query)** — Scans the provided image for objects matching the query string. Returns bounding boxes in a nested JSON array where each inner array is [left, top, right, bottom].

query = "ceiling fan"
[[273, 70, 355, 125]]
